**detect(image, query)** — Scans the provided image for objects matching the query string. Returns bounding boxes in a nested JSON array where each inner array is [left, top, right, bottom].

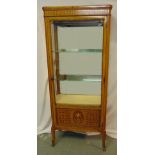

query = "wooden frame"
[[42, 5, 112, 151]]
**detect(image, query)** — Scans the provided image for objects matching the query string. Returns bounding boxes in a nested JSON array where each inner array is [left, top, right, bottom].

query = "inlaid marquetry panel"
[[56, 108, 100, 128]]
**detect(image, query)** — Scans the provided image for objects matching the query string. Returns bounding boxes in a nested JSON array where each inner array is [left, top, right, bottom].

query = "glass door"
[[51, 20, 104, 106]]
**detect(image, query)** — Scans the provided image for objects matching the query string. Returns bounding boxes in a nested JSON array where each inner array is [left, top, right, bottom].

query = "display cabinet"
[[42, 5, 112, 150]]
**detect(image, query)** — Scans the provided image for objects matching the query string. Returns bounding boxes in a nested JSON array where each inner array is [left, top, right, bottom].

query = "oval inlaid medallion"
[[73, 111, 84, 124]]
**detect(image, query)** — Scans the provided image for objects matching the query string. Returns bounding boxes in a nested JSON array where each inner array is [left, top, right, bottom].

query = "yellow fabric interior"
[[56, 94, 101, 106]]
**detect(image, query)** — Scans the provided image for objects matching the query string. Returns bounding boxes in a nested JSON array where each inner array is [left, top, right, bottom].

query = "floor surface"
[[37, 132, 117, 155]]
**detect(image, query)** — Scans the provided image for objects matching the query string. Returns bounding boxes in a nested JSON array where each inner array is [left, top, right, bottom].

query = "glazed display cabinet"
[[42, 5, 112, 150]]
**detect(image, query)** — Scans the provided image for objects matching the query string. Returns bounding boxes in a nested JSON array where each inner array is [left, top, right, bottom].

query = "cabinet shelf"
[[56, 94, 101, 106], [55, 49, 102, 53], [59, 75, 101, 82]]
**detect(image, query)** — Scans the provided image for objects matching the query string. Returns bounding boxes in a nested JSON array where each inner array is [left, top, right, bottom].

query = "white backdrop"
[[37, 0, 117, 138]]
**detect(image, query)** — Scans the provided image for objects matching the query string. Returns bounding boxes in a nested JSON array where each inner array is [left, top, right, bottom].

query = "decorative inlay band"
[[44, 9, 110, 17]]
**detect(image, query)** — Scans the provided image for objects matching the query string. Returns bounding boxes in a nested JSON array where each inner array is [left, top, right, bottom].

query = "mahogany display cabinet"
[[42, 5, 112, 150]]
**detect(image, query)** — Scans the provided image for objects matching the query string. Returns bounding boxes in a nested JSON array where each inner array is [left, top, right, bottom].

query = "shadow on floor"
[[37, 132, 117, 155]]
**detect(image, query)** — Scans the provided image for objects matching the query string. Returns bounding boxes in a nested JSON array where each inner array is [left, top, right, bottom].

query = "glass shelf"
[[59, 75, 101, 82], [55, 49, 102, 53]]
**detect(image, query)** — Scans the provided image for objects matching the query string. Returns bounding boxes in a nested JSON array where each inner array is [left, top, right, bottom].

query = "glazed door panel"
[[50, 19, 104, 97]]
